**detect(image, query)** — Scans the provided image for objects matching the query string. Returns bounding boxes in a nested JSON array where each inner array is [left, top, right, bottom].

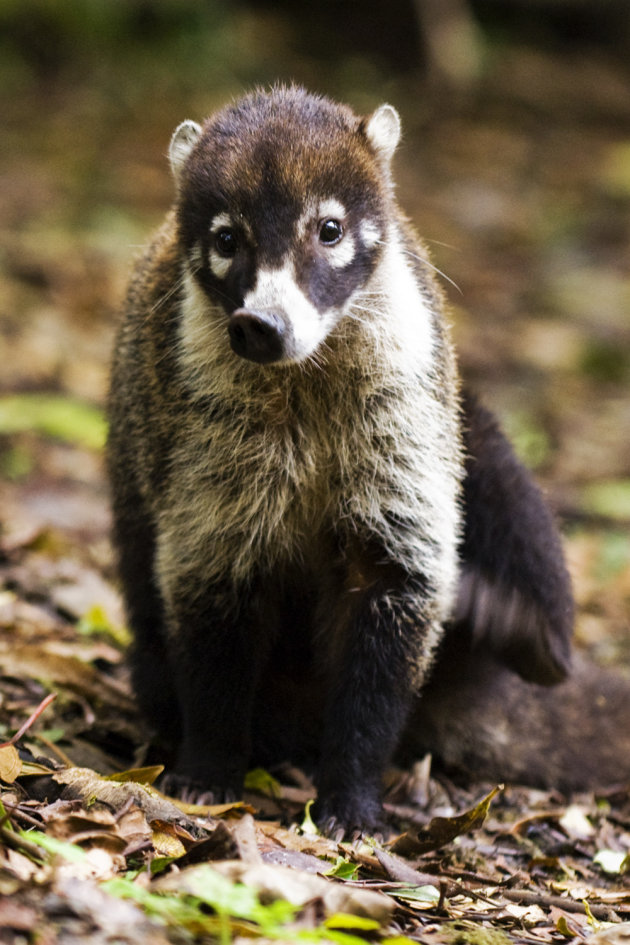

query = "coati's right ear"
[[169, 120, 203, 184]]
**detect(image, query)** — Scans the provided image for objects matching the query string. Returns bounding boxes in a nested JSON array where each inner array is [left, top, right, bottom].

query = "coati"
[[108, 86, 577, 835]]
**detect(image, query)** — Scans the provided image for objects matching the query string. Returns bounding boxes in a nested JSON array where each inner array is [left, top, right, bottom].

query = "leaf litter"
[[2, 597, 630, 945]]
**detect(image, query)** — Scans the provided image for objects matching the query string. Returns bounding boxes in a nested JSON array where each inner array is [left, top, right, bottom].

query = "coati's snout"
[[228, 307, 289, 364]]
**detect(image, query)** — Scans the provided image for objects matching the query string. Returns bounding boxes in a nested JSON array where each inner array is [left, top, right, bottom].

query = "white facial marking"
[[319, 198, 347, 221], [245, 261, 332, 361], [210, 212, 232, 232], [209, 251, 232, 280], [360, 219, 381, 248], [295, 199, 317, 241], [381, 228, 435, 368], [209, 212, 235, 279], [327, 233, 355, 269], [317, 198, 354, 268], [188, 242, 203, 272], [348, 224, 435, 376]]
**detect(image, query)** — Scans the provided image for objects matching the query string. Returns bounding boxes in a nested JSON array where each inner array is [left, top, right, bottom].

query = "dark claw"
[[314, 795, 385, 841], [161, 772, 238, 805]]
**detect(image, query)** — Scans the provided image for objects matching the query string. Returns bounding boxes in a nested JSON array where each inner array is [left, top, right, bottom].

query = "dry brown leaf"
[[587, 922, 630, 943], [231, 813, 263, 865], [175, 821, 239, 865], [390, 785, 502, 857], [0, 643, 133, 711], [376, 848, 456, 893], [0, 744, 22, 783], [55, 846, 124, 881], [42, 802, 151, 858], [116, 806, 154, 851], [0, 899, 38, 932], [52, 767, 201, 826], [150, 827, 187, 859], [106, 766, 164, 786]]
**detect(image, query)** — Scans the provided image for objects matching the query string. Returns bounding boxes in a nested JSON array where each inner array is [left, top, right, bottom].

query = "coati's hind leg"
[[111, 487, 181, 753], [455, 392, 573, 684]]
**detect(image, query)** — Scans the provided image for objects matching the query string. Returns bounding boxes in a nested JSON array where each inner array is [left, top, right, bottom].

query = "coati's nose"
[[228, 308, 287, 364]]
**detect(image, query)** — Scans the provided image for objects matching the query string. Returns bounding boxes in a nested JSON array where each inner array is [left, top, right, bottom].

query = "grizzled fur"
[[108, 87, 574, 833]]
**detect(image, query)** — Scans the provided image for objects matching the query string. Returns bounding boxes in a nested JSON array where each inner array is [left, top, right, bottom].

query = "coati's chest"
[[160, 384, 336, 579], [155, 338, 459, 609]]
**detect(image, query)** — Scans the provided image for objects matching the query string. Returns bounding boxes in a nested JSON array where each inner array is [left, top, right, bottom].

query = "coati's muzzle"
[[228, 308, 293, 364]]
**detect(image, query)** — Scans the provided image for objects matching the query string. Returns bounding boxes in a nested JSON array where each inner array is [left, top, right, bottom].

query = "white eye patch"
[[210, 212, 233, 231], [318, 198, 347, 222], [325, 233, 355, 269], [209, 212, 236, 279], [316, 198, 356, 269]]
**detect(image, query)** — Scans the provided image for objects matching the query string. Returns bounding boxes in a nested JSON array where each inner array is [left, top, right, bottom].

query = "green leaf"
[[393, 884, 441, 904], [149, 856, 178, 876], [36, 727, 66, 743], [105, 876, 208, 925], [0, 393, 106, 450], [324, 913, 380, 931], [21, 829, 86, 863], [243, 766, 282, 798], [322, 856, 360, 880], [76, 604, 131, 648]]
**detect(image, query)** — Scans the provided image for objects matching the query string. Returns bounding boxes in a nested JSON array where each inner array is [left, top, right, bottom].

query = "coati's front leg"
[[159, 578, 264, 803], [314, 573, 439, 835]]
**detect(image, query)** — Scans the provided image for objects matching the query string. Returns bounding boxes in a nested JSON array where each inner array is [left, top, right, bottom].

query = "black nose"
[[228, 309, 287, 364]]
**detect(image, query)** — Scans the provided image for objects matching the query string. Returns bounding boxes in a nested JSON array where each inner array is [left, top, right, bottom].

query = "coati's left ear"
[[362, 104, 401, 163], [169, 119, 203, 185]]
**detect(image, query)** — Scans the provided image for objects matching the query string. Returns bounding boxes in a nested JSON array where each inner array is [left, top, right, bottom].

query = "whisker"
[[375, 237, 463, 295]]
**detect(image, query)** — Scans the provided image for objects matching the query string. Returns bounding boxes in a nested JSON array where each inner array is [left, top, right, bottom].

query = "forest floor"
[[1, 15, 630, 945]]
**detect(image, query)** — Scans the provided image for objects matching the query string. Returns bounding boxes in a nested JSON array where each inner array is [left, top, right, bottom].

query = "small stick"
[[0, 693, 57, 748]]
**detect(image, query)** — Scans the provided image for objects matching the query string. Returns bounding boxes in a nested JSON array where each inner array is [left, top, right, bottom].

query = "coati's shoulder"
[[122, 211, 181, 327], [108, 212, 188, 494]]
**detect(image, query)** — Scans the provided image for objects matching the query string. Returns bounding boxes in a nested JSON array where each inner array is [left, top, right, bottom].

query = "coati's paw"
[[161, 772, 240, 806], [313, 791, 385, 841]]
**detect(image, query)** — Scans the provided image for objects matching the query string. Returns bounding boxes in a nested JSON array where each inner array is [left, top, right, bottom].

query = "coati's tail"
[[457, 394, 573, 685], [416, 395, 628, 792], [405, 647, 630, 791]]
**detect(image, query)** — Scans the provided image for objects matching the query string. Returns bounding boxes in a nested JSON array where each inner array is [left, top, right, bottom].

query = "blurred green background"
[[0, 0, 629, 658]]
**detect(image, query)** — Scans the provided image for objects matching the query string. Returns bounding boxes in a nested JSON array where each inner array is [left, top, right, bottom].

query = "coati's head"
[[169, 86, 401, 365]]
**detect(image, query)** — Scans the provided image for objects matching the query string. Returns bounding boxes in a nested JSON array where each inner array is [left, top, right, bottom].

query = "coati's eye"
[[319, 219, 343, 246], [214, 228, 238, 257]]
